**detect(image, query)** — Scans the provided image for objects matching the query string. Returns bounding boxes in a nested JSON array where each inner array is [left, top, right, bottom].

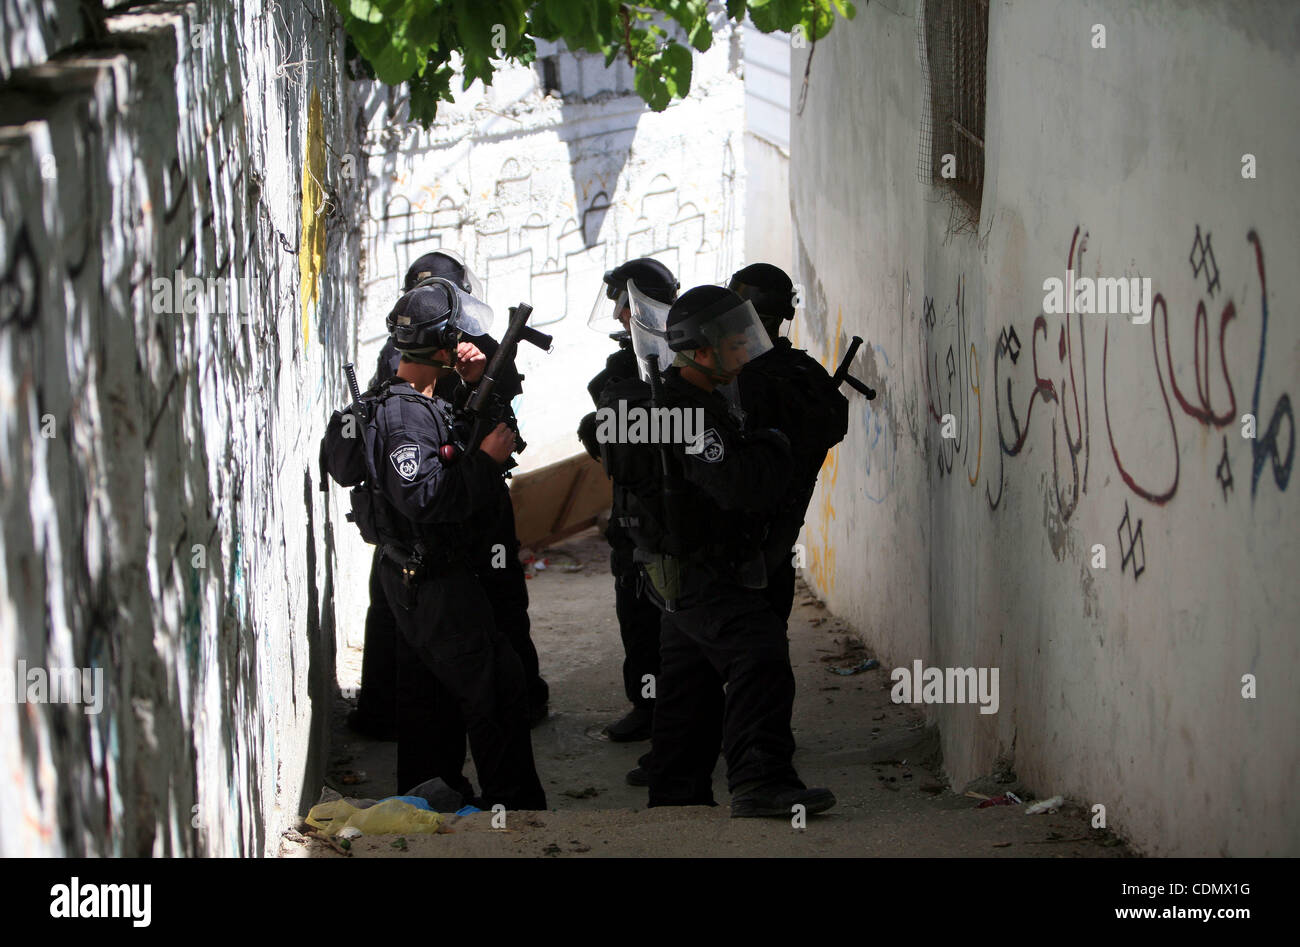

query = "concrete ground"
[[281, 527, 1132, 858]]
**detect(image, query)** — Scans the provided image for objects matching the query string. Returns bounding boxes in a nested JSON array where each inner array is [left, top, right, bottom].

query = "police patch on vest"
[[699, 427, 724, 463], [389, 444, 420, 481]]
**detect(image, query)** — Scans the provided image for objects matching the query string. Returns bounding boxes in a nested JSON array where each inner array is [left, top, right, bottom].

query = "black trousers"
[[763, 556, 797, 625], [474, 488, 548, 710], [647, 581, 802, 807], [355, 490, 547, 786], [615, 567, 662, 709], [379, 560, 546, 811], [355, 548, 399, 732]]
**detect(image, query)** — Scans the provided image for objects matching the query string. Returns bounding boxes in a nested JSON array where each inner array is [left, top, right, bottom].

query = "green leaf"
[[635, 38, 693, 111], [748, 0, 804, 32], [333, 0, 848, 119], [688, 18, 712, 52], [659, 39, 693, 97], [347, 0, 385, 25]]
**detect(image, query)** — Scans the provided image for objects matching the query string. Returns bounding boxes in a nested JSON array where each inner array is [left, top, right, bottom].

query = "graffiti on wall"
[[917, 224, 1293, 548], [370, 147, 739, 327], [921, 275, 985, 490], [806, 309, 847, 595]]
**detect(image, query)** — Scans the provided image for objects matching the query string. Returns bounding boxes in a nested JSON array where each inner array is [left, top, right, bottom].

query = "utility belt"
[[377, 536, 467, 587], [633, 542, 767, 613]]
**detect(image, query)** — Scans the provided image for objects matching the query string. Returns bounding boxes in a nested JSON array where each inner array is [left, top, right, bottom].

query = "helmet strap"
[[399, 350, 454, 370]]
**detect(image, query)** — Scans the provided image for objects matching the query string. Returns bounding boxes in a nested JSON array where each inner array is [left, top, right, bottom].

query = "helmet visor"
[[627, 279, 675, 382], [389, 278, 494, 350], [588, 279, 631, 336], [683, 298, 772, 377], [450, 281, 494, 337], [442, 249, 485, 298]]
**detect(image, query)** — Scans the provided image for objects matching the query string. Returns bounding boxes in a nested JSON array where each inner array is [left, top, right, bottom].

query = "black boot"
[[604, 705, 654, 742], [730, 783, 836, 818]]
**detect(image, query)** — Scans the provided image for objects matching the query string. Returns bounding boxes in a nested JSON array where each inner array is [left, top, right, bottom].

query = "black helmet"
[[605, 258, 678, 304], [662, 286, 772, 379], [728, 262, 796, 321], [403, 249, 483, 295], [666, 286, 743, 351], [386, 278, 493, 361], [590, 257, 678, 337], [665, 283, 764, 356]]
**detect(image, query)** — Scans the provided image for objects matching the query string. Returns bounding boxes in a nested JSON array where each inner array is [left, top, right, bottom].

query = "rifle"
[[439, 302, 552, 472], [833, 336, 876, 399]]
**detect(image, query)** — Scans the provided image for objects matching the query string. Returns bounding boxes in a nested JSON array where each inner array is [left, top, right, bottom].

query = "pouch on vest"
[[320, 407, 368, 487], [347, 488, 384, 545], [635, 550, 682, 613]]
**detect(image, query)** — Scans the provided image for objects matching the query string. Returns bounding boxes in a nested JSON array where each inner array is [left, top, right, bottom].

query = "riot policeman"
[[621, 284, 836, 817], [352, 250, 548, 770], [728, 263, 849, 621], [577, 258, 679, 743], [325, 278, 546, 810]]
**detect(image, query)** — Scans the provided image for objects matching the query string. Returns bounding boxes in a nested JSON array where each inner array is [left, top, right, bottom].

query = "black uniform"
[[578, 341, 663, 715], [619, 367, 800, 806], [736, 337, 849, 621], [367, 380, 546, 810], [354, 336, 548, 760]]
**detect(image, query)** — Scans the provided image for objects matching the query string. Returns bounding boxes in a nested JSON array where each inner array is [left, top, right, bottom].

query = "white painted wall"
[[742, 22, 792, 269], [790, 0, 1299, 855]]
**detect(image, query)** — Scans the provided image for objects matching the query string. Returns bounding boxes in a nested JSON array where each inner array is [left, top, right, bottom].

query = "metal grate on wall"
[[918, 0, 989, 214]]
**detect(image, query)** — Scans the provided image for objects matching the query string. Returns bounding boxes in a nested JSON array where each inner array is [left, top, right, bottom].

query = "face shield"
[[627, 279, 675, 381], [588, 273, 631, 337], [668, 297, 772, 381], [451, 281, 494, 337], [389, 278, 495, 352]]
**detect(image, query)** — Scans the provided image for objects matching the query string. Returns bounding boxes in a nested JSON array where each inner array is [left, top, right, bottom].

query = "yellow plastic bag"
[[305, 798, 444, 836]]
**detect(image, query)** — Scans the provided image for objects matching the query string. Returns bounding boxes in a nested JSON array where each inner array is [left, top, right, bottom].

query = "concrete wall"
[[0, 1, 362, 855], [790, 0, 1299, 855]]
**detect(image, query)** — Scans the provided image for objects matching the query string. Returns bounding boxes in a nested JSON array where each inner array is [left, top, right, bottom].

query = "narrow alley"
[[0, 1, 1294, 923]]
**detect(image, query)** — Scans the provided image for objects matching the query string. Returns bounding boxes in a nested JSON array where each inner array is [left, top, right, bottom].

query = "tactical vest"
[[597, 375, 770, 606], [319, 382, 476, 577]]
